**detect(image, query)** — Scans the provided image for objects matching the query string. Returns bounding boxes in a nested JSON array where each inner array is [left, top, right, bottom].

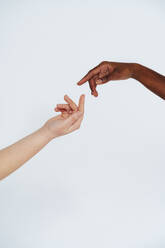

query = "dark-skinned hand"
[[77, 61, 134, 97]]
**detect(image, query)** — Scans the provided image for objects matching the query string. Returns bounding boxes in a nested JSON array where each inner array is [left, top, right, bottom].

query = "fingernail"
[[93, 91, 98, 97], [96, 79, 102, 84]]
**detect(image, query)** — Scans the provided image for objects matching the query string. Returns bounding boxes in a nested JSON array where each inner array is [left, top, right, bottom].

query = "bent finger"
[[55, 104, 71, 112], [64, 95, 78, 111], [89, 78, 98, 97]]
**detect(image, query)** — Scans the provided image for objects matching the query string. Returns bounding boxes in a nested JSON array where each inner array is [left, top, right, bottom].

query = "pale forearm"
[[131, 63, 165, 99], [0, 95, 85, 180], [0, 126, 52, 180]]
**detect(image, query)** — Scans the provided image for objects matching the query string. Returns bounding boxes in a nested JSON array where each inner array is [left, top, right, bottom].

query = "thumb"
[[65, 111, 82, 127], [96, 76, 110, 85], [96, 79, 104, 85]]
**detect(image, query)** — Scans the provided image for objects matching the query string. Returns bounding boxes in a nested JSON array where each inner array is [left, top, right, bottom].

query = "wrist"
[[130, 63, 142, 79], [39, 125, 55, 143]]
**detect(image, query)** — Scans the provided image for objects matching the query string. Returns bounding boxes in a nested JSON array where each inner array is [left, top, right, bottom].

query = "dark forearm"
[[131, 63, 165, 100]]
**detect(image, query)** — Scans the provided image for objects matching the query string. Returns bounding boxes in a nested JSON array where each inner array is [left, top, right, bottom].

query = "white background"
[[0, 0, 165, 247]]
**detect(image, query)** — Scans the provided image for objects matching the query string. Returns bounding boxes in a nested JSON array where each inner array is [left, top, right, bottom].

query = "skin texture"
[[77, 61, 165, 99], [0, 95, 85, 180]]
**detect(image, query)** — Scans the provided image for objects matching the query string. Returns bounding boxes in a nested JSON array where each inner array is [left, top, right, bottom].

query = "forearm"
[[0, 95, 85, 180], [0, 126, 52, 180], [131, 63, 165, 99]]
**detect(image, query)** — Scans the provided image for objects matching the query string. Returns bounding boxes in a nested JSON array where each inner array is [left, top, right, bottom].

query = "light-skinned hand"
[[44, 94, 85, 139]]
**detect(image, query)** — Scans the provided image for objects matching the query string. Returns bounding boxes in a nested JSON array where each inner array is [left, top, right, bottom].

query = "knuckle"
[[100, 61, 108, 66], [88, 69, 94, 77], [100, 61, 105, 65]]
